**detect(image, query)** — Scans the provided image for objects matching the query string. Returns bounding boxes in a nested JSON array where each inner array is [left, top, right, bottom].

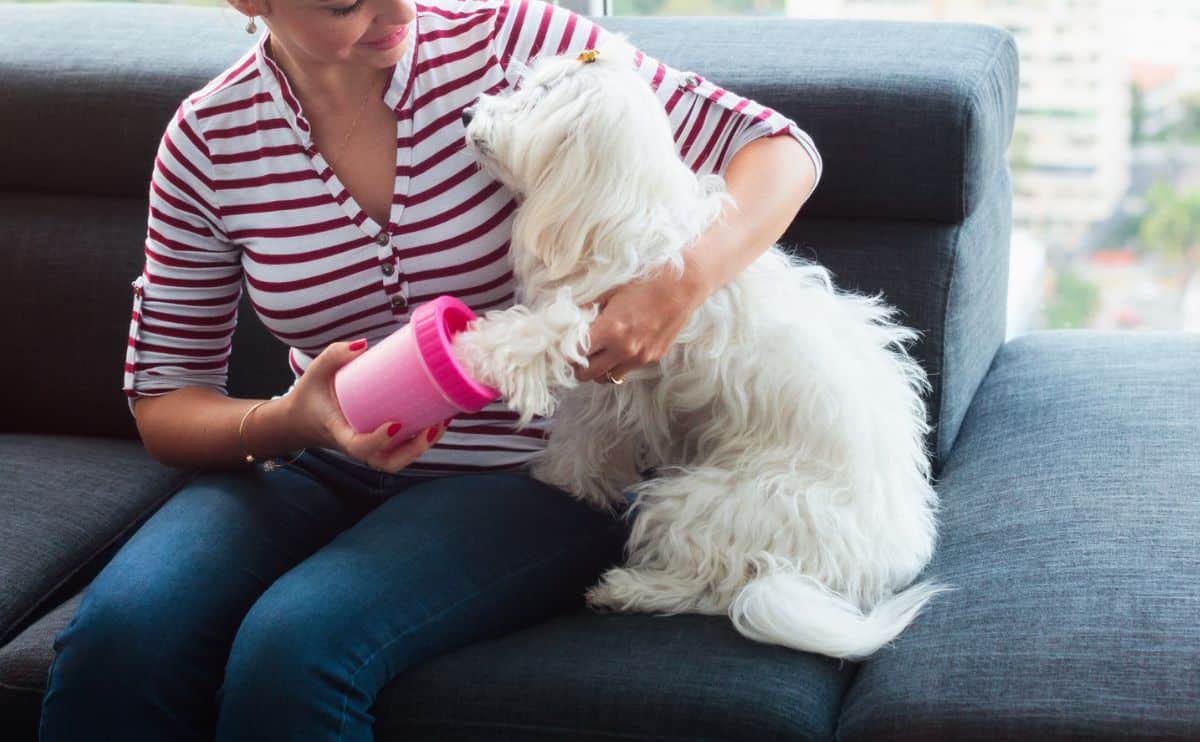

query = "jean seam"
[[333, 520, 623, 742]]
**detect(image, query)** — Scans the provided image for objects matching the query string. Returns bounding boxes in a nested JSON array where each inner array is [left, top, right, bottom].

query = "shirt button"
[[390, 294, 408, 311], [375, 231, 390, 246], [682, 72, 701, 89], [381, 262, 395, 276]]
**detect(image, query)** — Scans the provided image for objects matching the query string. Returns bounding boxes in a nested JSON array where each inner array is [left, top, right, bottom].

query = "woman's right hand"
[[284, 338, 450, 474]]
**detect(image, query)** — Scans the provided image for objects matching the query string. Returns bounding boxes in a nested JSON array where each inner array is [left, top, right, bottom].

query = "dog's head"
[[462, 34, 658, 200], [461, 34, 730, 289]]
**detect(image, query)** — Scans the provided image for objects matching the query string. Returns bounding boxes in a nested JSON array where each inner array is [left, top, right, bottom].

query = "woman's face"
[[238, 0, 418, 69]]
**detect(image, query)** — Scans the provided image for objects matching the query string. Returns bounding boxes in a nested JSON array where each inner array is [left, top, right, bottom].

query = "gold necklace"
[[269, 37, 384, 167], [326, 75, 382, 167]]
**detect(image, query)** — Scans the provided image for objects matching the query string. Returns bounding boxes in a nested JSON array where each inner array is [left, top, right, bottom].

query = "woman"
[[39, 0, 822, 739]]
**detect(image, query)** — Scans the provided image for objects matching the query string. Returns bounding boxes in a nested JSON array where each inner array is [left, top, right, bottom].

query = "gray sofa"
[[2, 2, 1197, 740]]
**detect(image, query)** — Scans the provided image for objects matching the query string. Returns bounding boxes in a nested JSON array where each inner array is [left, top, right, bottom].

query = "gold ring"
[[606, 371, 625, 385]]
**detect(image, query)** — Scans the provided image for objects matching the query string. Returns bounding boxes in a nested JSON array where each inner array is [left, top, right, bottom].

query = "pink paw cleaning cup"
[[333, 295, 500, 439]]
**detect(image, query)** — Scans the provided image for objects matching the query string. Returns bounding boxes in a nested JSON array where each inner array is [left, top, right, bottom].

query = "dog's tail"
[[729, 566, 951, 661]]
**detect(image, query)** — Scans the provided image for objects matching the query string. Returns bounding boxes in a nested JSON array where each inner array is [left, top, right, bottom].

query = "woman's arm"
[[679, 131, 819, 298], [572, 132, 818, 384], [126, 100, 261, 468], [135, 389, 305, 470]]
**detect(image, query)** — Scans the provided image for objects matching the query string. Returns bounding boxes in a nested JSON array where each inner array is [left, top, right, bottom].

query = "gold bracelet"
[[238, 400, 272, 464], [239, 399, 308, 471]]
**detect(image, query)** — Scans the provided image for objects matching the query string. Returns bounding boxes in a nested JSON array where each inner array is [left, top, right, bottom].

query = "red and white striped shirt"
[[123, 0, 822, 475]]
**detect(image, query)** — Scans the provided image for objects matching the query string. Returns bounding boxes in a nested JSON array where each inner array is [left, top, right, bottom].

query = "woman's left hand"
[[571, 262, 712, 384]]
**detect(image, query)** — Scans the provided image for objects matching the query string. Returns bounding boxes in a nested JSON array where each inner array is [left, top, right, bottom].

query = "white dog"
[[451, 34, 950, 660]]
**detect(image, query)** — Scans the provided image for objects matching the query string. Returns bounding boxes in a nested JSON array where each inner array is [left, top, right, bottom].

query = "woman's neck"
[[266, 34, 390, 115]]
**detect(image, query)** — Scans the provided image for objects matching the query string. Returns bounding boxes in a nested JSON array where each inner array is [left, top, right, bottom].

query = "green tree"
[[1137, 180, 1200, 265], [1043, 267, 1100, 329], [1009, 126, 1033, 172]]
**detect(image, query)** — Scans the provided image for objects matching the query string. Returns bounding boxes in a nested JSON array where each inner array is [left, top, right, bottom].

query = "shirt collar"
[[253, 19, 419, 147]]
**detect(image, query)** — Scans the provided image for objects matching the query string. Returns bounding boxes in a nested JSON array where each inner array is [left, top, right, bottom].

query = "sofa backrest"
[[0, 2, 1017, 476]]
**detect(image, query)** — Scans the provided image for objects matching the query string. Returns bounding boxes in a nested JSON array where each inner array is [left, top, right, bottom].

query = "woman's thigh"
[[215, 471, 632, 741], [39, 458, 377, 741]]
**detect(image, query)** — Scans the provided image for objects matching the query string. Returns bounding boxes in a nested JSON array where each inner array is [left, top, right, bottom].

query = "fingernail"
[[349, 338, 367, 352], [426, 427, 437, 442], [388, 422, 402, 436]]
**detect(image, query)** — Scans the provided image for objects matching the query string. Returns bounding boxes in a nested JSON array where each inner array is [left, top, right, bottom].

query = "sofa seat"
[[0, 435, 194, 649], [374, 611, 856, 741], [0, 589, 85, 733], [3, 588, 854, 741], [0, 435, 195, 736], [837, 330, 1200, 739], [7, 332, 1197, 741]]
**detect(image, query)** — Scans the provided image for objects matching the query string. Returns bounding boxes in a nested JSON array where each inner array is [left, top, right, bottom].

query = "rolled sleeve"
[[123, 101, 243, 419]]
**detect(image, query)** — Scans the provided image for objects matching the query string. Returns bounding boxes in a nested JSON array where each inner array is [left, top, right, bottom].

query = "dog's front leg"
[[450, 288, 598, 427]]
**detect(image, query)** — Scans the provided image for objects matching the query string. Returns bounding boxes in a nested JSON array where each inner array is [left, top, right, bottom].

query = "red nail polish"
[[349, 338, 367, 351], [388, 422, 402, 436], [426, 427, 437, 442]]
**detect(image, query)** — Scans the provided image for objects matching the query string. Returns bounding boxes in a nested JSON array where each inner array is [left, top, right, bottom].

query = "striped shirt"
[[122, 0, 822, 475]]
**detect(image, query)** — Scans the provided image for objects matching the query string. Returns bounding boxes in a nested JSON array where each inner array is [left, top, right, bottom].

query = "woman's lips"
[[360, 26, 408, 50]]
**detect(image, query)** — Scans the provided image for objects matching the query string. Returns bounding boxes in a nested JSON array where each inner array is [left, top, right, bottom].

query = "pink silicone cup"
[[411, 295, 501, 411], [333, 295, 500, 435]]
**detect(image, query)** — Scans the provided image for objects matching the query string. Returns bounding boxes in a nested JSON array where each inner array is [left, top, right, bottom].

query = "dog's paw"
[[586, 566, 714, 615], [449, 328, 499, 388], [584, 573, 627, 613], [506, 385, 557, 427]]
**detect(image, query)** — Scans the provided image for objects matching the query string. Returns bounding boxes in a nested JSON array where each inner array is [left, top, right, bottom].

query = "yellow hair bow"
[[576, 49, 599, 64]]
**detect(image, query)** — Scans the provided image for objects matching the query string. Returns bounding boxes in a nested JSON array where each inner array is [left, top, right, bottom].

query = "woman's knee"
[[47, 580, 201, 696], [48, 466, 359, 689], [217, 576, 357, 725]]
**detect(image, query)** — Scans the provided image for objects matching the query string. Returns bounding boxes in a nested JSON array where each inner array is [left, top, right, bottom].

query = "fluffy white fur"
[[451, 34, 951, 660]]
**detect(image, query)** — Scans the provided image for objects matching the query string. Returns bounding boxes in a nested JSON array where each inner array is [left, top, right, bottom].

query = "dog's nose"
[[461, 106, 475, 127]]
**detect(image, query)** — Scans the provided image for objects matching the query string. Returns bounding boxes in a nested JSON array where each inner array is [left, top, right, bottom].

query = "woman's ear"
[[226, 0, 265, 18]]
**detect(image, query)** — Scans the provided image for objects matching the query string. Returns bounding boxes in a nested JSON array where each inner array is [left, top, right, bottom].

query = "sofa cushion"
[[0, 588, 83, 739], [0, 194, 296, 439], [375, 611, 856, 741], [5, 594, 853, 741], [0, 435, 192, 648], [836, 330, 1200, 739]]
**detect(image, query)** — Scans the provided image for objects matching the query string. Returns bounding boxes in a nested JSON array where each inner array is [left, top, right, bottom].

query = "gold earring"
[[245, 16, 257, 34]]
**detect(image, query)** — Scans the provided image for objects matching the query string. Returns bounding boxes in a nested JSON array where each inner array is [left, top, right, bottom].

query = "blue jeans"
[[38, 448, 633, 741]]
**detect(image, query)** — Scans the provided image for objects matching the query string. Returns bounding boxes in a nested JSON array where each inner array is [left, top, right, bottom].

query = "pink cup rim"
[[412, 295, 500, 411]]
